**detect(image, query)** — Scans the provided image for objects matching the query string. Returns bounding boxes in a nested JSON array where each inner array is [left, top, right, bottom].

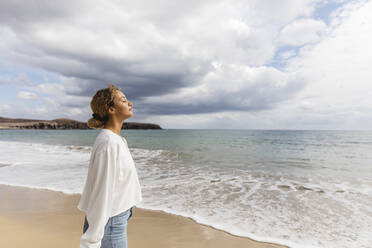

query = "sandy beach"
[[0, 184, 286, 248]]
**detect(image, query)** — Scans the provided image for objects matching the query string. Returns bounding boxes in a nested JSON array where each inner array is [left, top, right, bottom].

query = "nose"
[[128, 100, 132, 106]]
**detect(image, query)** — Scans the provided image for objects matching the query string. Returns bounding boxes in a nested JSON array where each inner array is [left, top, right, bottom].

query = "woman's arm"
[[80, 144, 118, 248]]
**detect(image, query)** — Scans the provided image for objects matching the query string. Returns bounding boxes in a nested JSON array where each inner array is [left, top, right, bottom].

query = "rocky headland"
[[0, 117, 162, 130]]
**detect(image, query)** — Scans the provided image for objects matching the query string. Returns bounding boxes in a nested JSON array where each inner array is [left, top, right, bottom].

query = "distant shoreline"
[[0, 116, 162, 130]]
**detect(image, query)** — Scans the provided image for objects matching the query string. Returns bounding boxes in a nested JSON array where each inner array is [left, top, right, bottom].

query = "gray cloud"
[[138, 65, 307, 115], [0, 0, 320, 118]]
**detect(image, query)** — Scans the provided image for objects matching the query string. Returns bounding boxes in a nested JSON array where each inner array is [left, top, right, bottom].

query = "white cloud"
[[31, 83, 65, 95], [278, 0, 372, 129], [22, 81, 90, 107], [34, 106, 48, 115], [244, 0, 317, 26], [66, 107, 87, 116], [278, 18, 326, 46], [0, 104, 11, 113], [42, 97, 59, 108], [17, 91, 37, 99]]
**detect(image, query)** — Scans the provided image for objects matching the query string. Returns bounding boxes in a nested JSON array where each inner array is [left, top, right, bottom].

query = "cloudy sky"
[[0, 0, 371, 129]]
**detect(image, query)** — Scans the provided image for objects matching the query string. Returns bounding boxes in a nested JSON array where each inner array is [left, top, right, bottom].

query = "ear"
[[107, 105, 116, 115]]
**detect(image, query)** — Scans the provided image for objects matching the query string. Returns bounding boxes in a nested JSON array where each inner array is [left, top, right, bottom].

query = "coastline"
[[0, 184, 286, 248], [0, 116, 162, 130]]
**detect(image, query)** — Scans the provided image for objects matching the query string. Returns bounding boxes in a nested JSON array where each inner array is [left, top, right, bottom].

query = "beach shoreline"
[[0, 184, 286, 248]]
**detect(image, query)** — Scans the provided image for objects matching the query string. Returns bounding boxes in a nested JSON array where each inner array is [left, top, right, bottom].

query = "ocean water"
[[0, 129, 371, 248]]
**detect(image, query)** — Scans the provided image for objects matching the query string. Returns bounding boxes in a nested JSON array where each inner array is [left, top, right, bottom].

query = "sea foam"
[[0, 133, 371, 248]]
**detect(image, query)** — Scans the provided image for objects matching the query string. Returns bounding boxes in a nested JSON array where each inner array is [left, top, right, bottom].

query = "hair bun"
[[92, 113, 109, 122], [92, 113, 102, 121]]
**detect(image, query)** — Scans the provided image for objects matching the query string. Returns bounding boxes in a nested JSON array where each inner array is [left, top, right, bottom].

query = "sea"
[[0, 129, 371, 248]]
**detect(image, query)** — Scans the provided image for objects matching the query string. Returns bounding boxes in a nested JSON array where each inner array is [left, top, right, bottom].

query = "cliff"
[[0, 117, 162, 130]]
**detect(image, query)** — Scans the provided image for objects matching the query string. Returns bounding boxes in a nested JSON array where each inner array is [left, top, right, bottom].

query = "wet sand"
[[0, 184, 286, 248]]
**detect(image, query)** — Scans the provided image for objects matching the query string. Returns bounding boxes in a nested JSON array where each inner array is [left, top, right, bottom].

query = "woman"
[[78, 84, 142, 248]]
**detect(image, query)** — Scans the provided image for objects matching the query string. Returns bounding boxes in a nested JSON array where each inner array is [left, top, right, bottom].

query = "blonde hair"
[[87, 83, 121, 129]]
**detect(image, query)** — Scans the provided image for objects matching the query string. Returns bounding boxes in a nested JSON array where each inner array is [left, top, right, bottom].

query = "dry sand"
[[0, 184, 286, 248]]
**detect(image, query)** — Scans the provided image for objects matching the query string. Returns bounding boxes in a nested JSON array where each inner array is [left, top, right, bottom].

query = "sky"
[[0, 0, 371, 129]]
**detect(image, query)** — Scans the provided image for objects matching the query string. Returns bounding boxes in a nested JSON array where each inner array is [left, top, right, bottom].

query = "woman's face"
[[111, 90, 133, 120]]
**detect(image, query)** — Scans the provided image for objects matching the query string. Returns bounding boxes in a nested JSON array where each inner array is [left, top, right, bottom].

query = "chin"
[[126, 112, 133, 119]]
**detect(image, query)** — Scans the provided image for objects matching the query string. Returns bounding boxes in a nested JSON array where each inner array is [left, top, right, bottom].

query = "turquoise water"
[[0, 129, 371, 248], [2, 129, 371, 180]]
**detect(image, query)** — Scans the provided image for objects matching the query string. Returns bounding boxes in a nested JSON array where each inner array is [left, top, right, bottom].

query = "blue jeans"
[[83, 208, 133, 248]]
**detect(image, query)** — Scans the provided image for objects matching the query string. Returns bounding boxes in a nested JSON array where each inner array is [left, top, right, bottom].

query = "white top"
[[78, 129, 142, 248]]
